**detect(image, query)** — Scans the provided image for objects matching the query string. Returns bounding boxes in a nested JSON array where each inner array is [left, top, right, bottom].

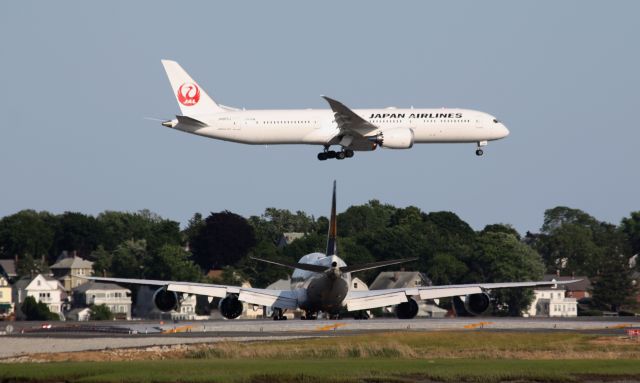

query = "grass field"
[[1, 331, 640, 382]]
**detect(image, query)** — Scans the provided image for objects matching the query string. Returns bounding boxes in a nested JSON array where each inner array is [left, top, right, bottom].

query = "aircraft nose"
[[499, 123, 509, 138]]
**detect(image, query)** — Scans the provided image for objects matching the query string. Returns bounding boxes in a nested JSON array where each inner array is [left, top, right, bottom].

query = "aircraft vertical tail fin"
[[161, 59, 224, 116], [326, 180, 338, 256]]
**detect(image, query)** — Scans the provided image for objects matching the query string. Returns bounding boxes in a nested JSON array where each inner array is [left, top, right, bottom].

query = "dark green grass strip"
[[1, 359, 640, 383]]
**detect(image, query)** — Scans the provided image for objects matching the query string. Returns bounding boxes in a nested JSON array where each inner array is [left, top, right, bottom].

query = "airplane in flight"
[[159, 60, 509, 161], [87, 182, 576, 320]]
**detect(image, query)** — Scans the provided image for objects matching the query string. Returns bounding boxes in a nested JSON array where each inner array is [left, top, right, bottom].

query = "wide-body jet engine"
[[153, 287, 181, 312], [372, 128, 415, 149], [218, 294, 244, 319], [452, 293, 492, 316]]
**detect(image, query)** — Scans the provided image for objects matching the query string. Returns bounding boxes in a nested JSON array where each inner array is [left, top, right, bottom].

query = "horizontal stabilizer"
[[251, 257, 328, 274], [340, 258, 418, 273], [176, 115, 208, 127]]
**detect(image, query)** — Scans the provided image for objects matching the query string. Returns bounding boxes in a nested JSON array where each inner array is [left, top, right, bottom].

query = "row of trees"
[[1, 204, 638, 315]]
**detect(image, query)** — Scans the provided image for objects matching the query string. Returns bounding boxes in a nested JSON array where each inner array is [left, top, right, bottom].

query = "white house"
[[527, 287, 578, 317], [72, 281, 132, 320], [12, 274, 66, 319]]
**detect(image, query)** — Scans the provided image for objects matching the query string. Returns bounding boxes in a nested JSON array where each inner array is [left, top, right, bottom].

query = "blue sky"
[[0, 1, 638, 234]]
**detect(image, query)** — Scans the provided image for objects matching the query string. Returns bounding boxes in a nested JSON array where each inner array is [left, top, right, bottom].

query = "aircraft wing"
[[322, 96, 378, 136], [343, 279, 581, 311], [85, 276, 298, 309]]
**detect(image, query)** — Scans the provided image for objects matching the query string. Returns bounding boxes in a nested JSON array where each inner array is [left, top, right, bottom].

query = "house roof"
[[51, 256, 93, 270], [543, 274, 592, 291], [0, 259, 17, 277], [74, 281, 130, 293], [369, 271, 427, 290], [15, 274, 64, 291]]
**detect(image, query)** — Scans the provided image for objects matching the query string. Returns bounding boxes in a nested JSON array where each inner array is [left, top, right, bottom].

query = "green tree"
[[143, 244, 202, 282], [52, 212, 102, 258], [16, 254, 49, 278], [338, 200, 396, 238], [110, 239, 147, 278], [183, 212, 204, 247], [96, 210, 180, 252], [591, 253, 636, 312], [21, 296, 59, 321], [90, 246, 112, 277], [621, 211, 640, 256], [238, 241, 290, 287], [482, 224, 521, 240], [469, 232, 545, 316], [89, 304, 114, 320], [190, 211, 256, 270], [0, 210, 55, 261], [541, 206, 599, 233]]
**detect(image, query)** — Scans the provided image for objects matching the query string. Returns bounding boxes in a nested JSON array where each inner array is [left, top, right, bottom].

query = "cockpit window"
[[493, 118, 500, 123]]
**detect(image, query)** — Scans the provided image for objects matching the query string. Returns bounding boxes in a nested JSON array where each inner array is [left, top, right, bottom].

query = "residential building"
[[51, 255, 94, 293], [527, 287, 578, 317], [12, 274, 66, 319], [542, 274, 592, 299], [72, 281, 132, 320], [0, 275, 14, 318], [0, 259, 17, 281]]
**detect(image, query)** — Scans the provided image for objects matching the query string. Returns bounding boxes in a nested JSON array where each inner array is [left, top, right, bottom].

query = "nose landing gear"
[[475, 141, 488, 156]]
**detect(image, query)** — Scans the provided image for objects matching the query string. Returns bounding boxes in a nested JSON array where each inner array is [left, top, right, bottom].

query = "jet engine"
[[395, 297, 419, 319], [371, 128, 414, 149], [153, 287, 180, 312], [453, 293, 491, 316], [218, 294, 244, 319]]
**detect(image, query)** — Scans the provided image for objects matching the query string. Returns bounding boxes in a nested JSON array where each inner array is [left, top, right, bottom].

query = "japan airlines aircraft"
[[87, 182, 576, 320], [159, 60, 509, 160]]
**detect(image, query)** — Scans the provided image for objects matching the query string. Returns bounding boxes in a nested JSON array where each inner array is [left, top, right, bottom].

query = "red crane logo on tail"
[[177, 83, 200, 106]]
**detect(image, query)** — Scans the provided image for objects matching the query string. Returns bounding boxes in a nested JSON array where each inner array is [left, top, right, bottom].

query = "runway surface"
[[1, 317, 639, 359]]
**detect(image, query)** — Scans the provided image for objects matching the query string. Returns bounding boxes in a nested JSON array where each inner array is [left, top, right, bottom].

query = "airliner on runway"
[[160, 60, 509, 160], [88, 182, 575, 320]]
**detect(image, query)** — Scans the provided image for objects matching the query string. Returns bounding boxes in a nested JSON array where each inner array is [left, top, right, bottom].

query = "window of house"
[[354, 282, 358, 289]]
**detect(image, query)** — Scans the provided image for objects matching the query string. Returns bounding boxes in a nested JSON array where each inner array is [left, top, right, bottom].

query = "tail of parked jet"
[[161, 59, 224, 116]]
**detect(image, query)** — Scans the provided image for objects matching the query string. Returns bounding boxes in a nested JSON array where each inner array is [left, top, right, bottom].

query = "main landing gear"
[[301, 311, 318, 320], [273, 308, 287, 321], [318, 146, 354, 161]]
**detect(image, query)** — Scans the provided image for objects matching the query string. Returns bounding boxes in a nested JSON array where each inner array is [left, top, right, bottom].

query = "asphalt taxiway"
[[1, 317, 639, 359]]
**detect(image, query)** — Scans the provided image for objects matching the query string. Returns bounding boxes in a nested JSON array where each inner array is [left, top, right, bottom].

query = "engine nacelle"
[[453, 293, 491, 316], [373, 128, 414, 149], [218, 295, 244, 319], [395, 297, 419, 319], [153, 288, 180, 312]]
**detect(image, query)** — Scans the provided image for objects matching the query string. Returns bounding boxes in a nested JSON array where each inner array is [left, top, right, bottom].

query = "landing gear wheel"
[[345, 149, 354, 158], [318, 152, 328, 161], [273, 308, 287, 321], [336, 151, 346, 160], [327, 151, 337, 159], [475, 149, 484, 156]]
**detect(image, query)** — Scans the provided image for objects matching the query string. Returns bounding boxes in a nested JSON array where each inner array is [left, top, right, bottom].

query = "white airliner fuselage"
[[161, 60, 509, 160], [173, 108, 508, 145]]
